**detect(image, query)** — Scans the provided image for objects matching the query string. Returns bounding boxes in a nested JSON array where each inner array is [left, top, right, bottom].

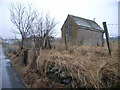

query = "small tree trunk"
[[21, 36, 24, 49], [23, 49, 28, 66], [47, 38, 51, 49], [36, 47, 42, 70], [42, 36, 46, 49]]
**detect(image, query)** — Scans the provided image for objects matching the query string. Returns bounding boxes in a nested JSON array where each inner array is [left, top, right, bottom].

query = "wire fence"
[[107, 24, 119, 25]]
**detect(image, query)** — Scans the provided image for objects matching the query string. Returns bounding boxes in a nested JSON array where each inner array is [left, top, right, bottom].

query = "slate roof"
[[69, 14, 103, 31]]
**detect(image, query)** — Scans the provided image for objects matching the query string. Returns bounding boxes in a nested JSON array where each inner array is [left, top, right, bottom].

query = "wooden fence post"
[[102, 22, 111, 55]]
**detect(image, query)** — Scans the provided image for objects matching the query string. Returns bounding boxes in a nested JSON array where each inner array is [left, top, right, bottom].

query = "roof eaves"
[[78, 25, 104, 32]]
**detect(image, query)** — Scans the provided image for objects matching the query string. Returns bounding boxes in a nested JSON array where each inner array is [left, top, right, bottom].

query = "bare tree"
[[31, 13, 58, 49], [43, 14, 57, 48], [9, 3, 37, 49]]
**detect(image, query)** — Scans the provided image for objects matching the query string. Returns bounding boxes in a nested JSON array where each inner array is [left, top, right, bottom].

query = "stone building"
[[61, 14, 104, 46]]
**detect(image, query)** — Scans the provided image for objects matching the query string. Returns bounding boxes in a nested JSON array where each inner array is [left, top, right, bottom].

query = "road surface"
[[0, 44, 25, 89]]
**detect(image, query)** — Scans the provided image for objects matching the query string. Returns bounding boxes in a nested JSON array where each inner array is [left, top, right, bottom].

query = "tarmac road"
[[0, 44, 25, 89]]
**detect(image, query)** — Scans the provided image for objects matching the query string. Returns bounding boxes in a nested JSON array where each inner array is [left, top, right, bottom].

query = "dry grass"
[[35, 42, 119, 88], [7, 42, 119, 88]]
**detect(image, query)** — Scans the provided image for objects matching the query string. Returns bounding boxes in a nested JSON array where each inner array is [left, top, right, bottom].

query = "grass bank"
[[6, 42, 120, 88]]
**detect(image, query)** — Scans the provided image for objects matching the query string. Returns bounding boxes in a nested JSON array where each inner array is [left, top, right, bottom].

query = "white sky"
[[0, 0, 119, 39]]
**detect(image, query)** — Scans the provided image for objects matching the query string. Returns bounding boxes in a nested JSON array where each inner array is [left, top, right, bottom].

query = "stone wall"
[[61, 16, 78, 45], [77, 28, 103, 46]]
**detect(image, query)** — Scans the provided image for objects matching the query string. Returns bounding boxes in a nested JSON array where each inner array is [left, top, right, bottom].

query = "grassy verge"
[[6, 42, 120, 88]]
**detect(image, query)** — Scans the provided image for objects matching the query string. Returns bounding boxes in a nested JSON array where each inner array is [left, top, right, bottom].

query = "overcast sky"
[[0, 0, 119, 39]]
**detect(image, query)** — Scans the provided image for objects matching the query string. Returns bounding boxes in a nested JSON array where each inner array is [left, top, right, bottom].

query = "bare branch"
[[9, 2, 38, 48]]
